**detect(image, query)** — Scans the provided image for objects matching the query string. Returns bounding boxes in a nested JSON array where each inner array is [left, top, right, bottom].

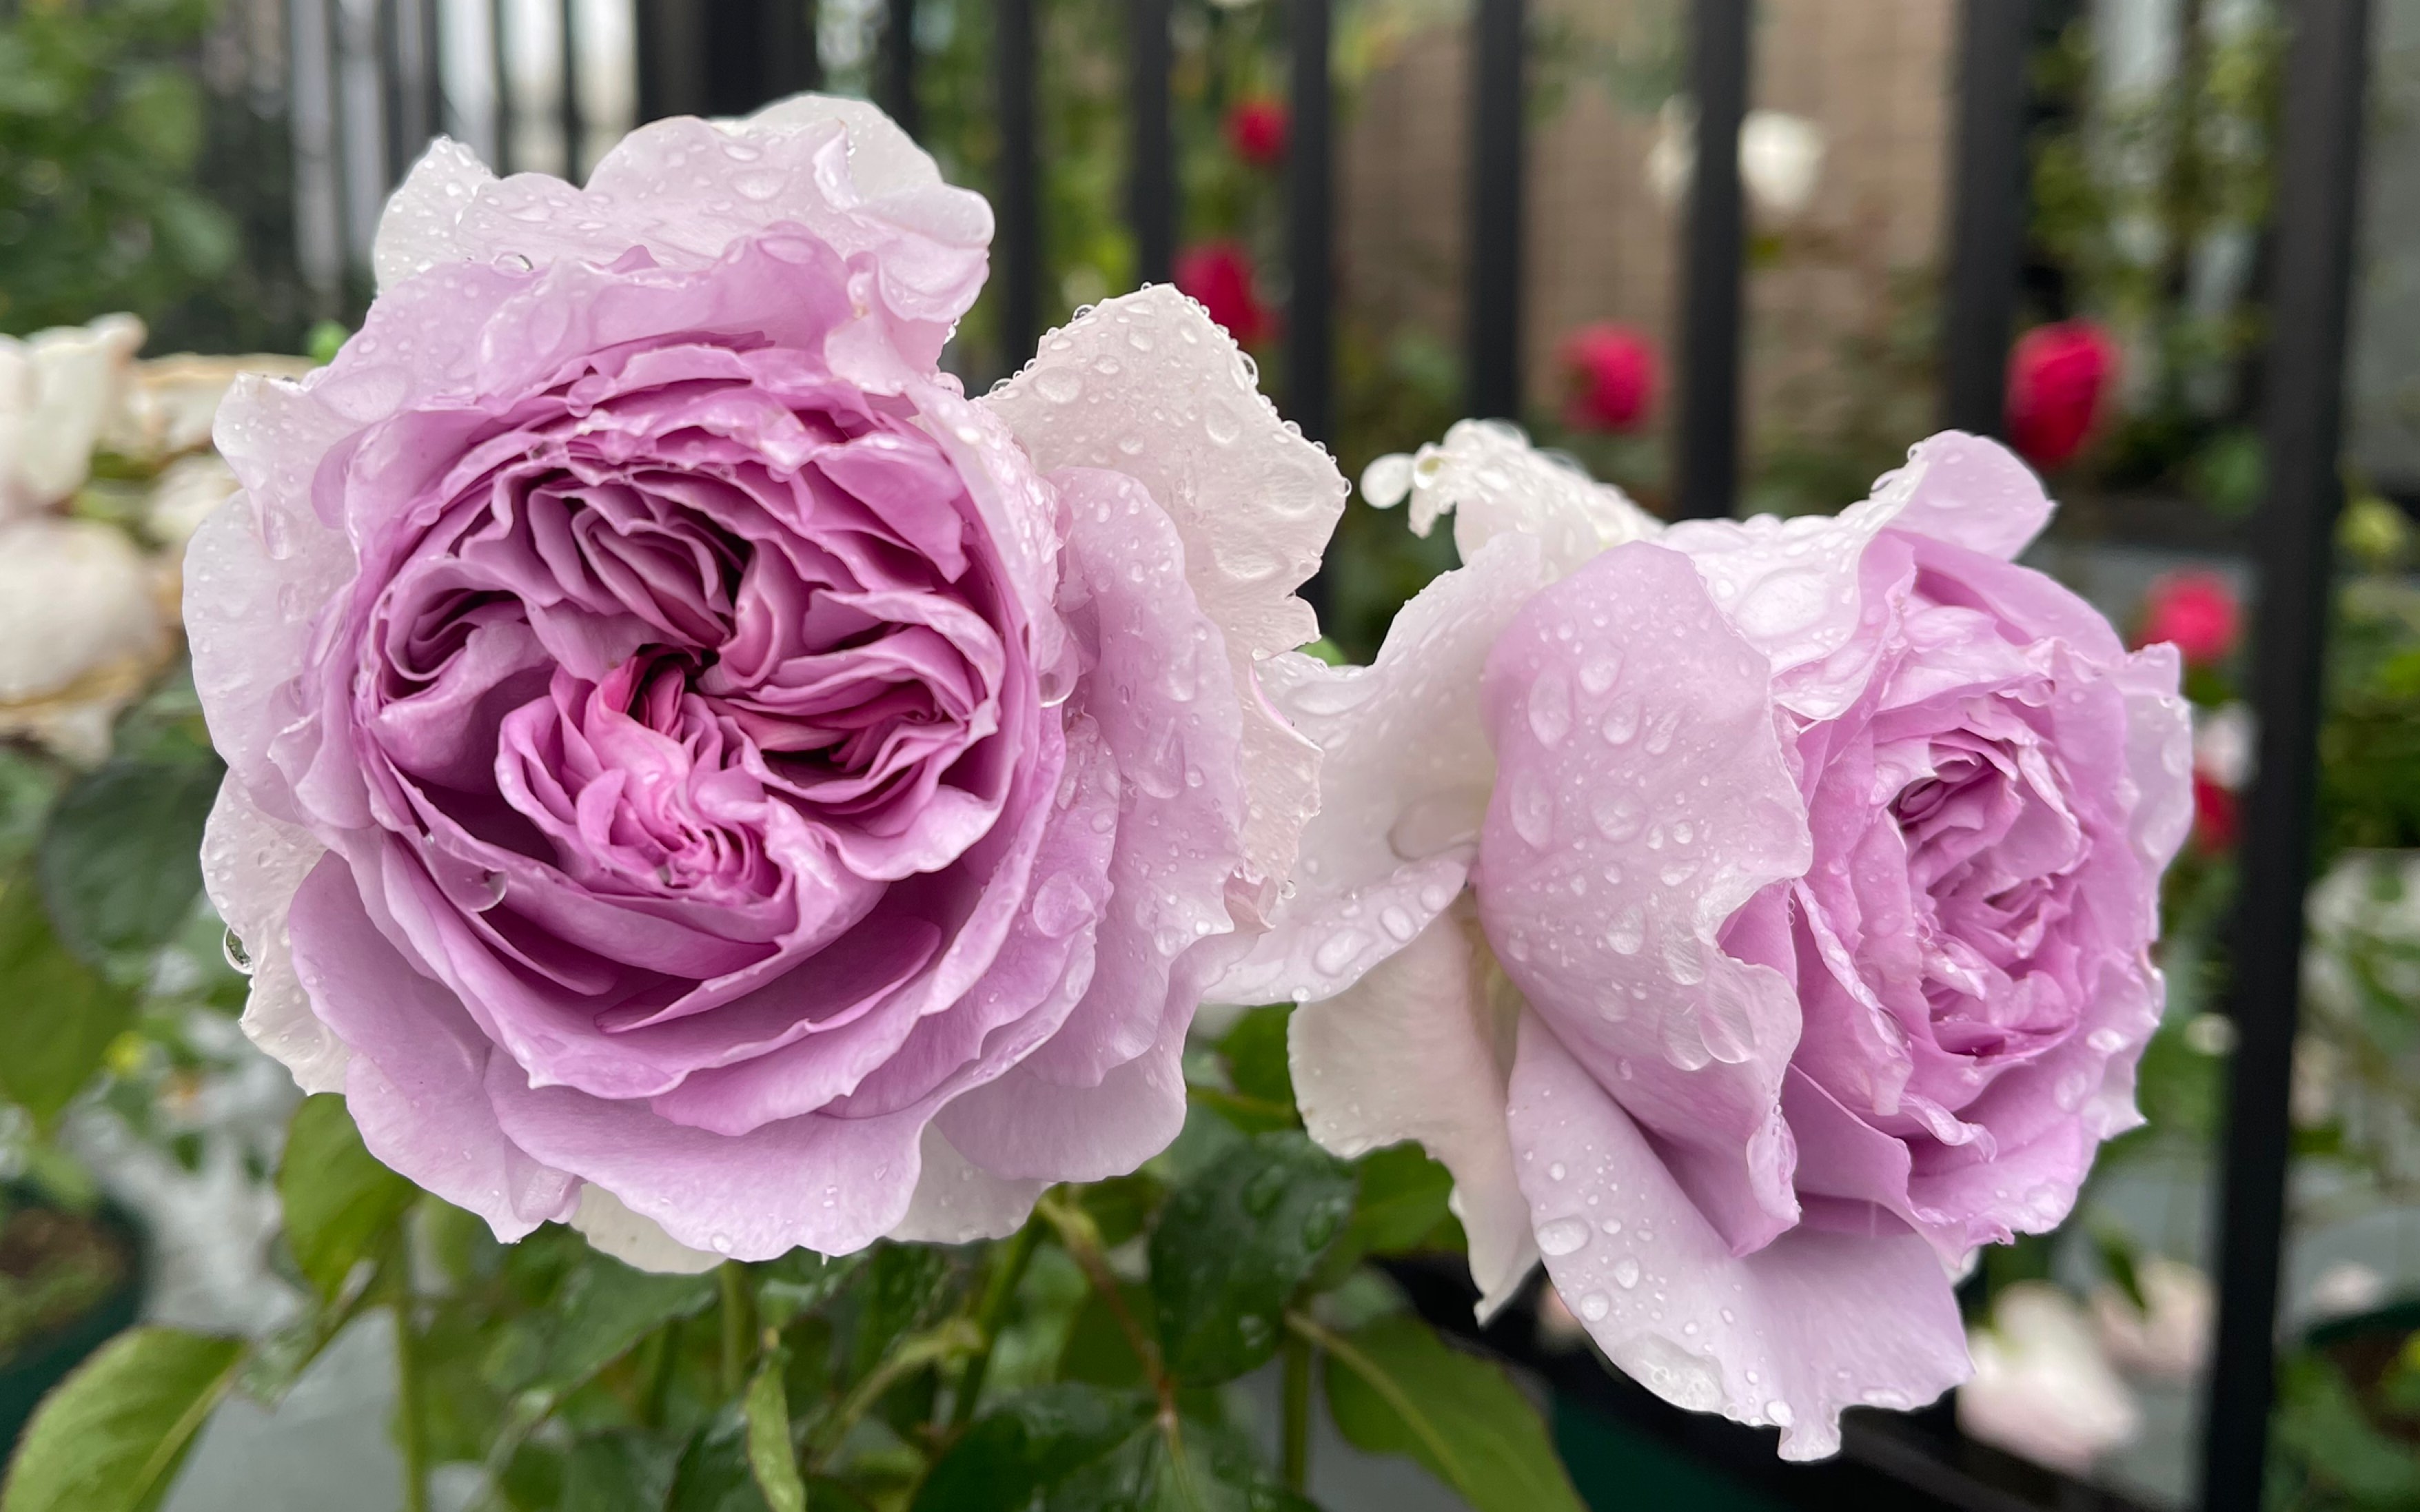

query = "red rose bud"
[[2006, 319, 2117, 470], [2137, 570, 2241, 666], [1226, 97, 1289, 167], [1558, 323, 1660, 434], [1175, 242, 1272, 346]]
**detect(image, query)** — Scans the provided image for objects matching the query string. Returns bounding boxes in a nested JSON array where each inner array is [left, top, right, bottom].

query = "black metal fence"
[[265, 1, 2379, 1508]]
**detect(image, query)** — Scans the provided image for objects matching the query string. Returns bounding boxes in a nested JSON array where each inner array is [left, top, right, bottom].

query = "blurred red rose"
[[2006, 320, 2117, 470], [2137, 570, 2241, 666], [1176, 243, 1272, 346], [2192, 773, 2239, 851], [1227, 97, 1289, 167], [1558, 323, 1659, 434]]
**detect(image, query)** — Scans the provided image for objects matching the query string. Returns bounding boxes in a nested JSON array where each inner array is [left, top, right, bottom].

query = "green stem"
[[391, 1274, 429, 1512], [718, 1261, 753, 1398], [638, 1319, 680, 1430], [1036, 1192, 1161, 1382], [948, 1215, 1044, 1431], [1285, 1311, 1472, 1489], [806, 1320, 982, 1468], [1281, 1327, 1312, 1494]]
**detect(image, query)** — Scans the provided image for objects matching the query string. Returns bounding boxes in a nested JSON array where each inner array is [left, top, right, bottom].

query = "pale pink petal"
[[1477, 541, 1809, 1252], [1211, 534, 1545, 1006], [937, 1031, 1190, 1183], [201, 779, 345, 1094], [1288, 915, 1538, 1315], [1509, 1016, 1970, 1461], [1368, 418, 1659, 579], [888, 1125, 1049, 1244], [571, 1185, 721, 1274], [983, 286, 1345, 923], [286, 855, 579, 1241], [1870, 431, 2055, 562]]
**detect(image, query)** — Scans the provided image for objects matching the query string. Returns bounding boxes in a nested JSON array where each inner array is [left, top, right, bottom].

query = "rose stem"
[[1281, 1326, 1313, 1493], [718, 1261, 754, 1398], [388, 1247, 429, 1512], [805, 1320, 984, 1469], [948, 1214, 1045, 1433]]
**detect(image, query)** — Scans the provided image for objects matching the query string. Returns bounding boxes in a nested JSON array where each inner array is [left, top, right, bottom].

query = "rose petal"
[[1871, 431, 2055, 562], [1376, 417, 1659, 580], [571, 1185, 722, 1274], [1212, 533, 1546, 1006], [984, 285, 1345, 922], [287, 855, 579, 1241], [1288, 914, 1538, 1315], [1478, 540, 1809, 1254], [890, 1124, 1049, 1244], [1509, 1015, 1970, 1461], [202, 779, 345, 1094]]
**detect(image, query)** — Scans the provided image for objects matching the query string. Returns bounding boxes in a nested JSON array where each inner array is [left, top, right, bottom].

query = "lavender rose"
[[1223, 427, 2190, 1457], [192, 96, 1343, 1269]]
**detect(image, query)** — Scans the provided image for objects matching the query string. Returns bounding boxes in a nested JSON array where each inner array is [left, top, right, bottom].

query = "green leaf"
[[1149, 1132, 1354, 1385], [498, 1253, 718, 1400], [276, 1094, 418, 1298], [754, 1247, 864, 1331], [913, 1384, 1152, 1512], [1319, 1313, 1585, 1512], [1218, 1003, 1296, 1108], [560, 1429, 680, 1512], [1058, 1280, 1152, 1389], [667, 1406, 769, 1512], [35, 757, 221, 966], [0, 868, 136, 1127], [742, 1350, 806, 1512], [1344, 1146, 1456, 1256], [0, 1325, 242, 1512], [848, 1242, 958, 1380]]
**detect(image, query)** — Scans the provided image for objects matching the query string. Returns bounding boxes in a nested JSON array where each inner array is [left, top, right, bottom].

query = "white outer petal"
[[1289, 915, 1537, 1317], [1375, 417, 1659, 579], [13, 314, 144, 509], [201, 779, 347, 1094], [0, 518, 165, 704], [573, 1185, 722, 1274], [984, 285, 1346, 922], [1210, 533, 1543, 1006], [888, 1124, 1048, 1244]]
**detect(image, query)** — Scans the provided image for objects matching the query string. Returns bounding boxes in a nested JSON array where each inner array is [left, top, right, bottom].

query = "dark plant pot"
[[0, 1186, 146, 1464]]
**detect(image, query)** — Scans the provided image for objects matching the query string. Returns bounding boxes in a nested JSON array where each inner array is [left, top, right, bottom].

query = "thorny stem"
[[948, 1214, 1044, 1432], [718, 1261, 753, 1398], [806, 1319, 983, 1468], [1281, 1327, 1312, 1493], [1035, 1191, 1162, 1388]]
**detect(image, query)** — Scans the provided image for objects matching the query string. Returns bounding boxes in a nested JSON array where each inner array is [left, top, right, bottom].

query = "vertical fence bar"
[[378, 0, 411, 185], [2199, 4, 2372, 1509], [1129, 0, 1175, 287], [1673, 0, 1748, 520], [558, 0, 582, 176], [1285, 0, 1333, 445], [1465, 0, 1525, 420], [885, 0, 919, 138], [422, 0, 446, 143], [1938, 0, 2033, 436], [769, 0, 821, 95], [289, 0, 346, 312], [490, 0, 516, 168], [995, 0, 1040, 364]]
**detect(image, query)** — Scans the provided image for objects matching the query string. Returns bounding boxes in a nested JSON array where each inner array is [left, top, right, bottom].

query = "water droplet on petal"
[[1536, 1217, 1592, 1256], [1578, 1291, 1611, 1322], [1527, 671, 1573, 747], [221, 928, 254, 975], [1612, 1256, 1642, 1289]]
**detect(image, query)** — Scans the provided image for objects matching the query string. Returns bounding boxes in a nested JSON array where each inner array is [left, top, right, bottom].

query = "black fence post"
[[1465, 0, 1524, 420], [1286, 0, 1332, 447], [1129, 0, 1174, 287], [2199, 4, 2372, 1510], [884, 0, 919, 137], [1673, 0, 1748, 520], [1938, 0, 2034, 437], [559, 0, 583, 178], [995, 0, 1041, 365]]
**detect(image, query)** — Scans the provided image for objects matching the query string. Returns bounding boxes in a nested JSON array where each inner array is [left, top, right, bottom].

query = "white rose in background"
[[0, 517, 167, 763], [0, 314, 145, 518], [2091, 1255, 2213, 1379], [1958, 1283, 2141, 1473], [1645, 101, 1827, 220]]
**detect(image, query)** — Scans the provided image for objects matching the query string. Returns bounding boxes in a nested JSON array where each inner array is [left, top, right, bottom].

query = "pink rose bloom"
[[191, 96, 1343, 1270], [1226, 98, 1290, 168], [2006, 320, 2117, 471], [2135, 569, 2240, 666], [1558, 323, 1658, 435], [1219, 425, 2190, 1457]]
